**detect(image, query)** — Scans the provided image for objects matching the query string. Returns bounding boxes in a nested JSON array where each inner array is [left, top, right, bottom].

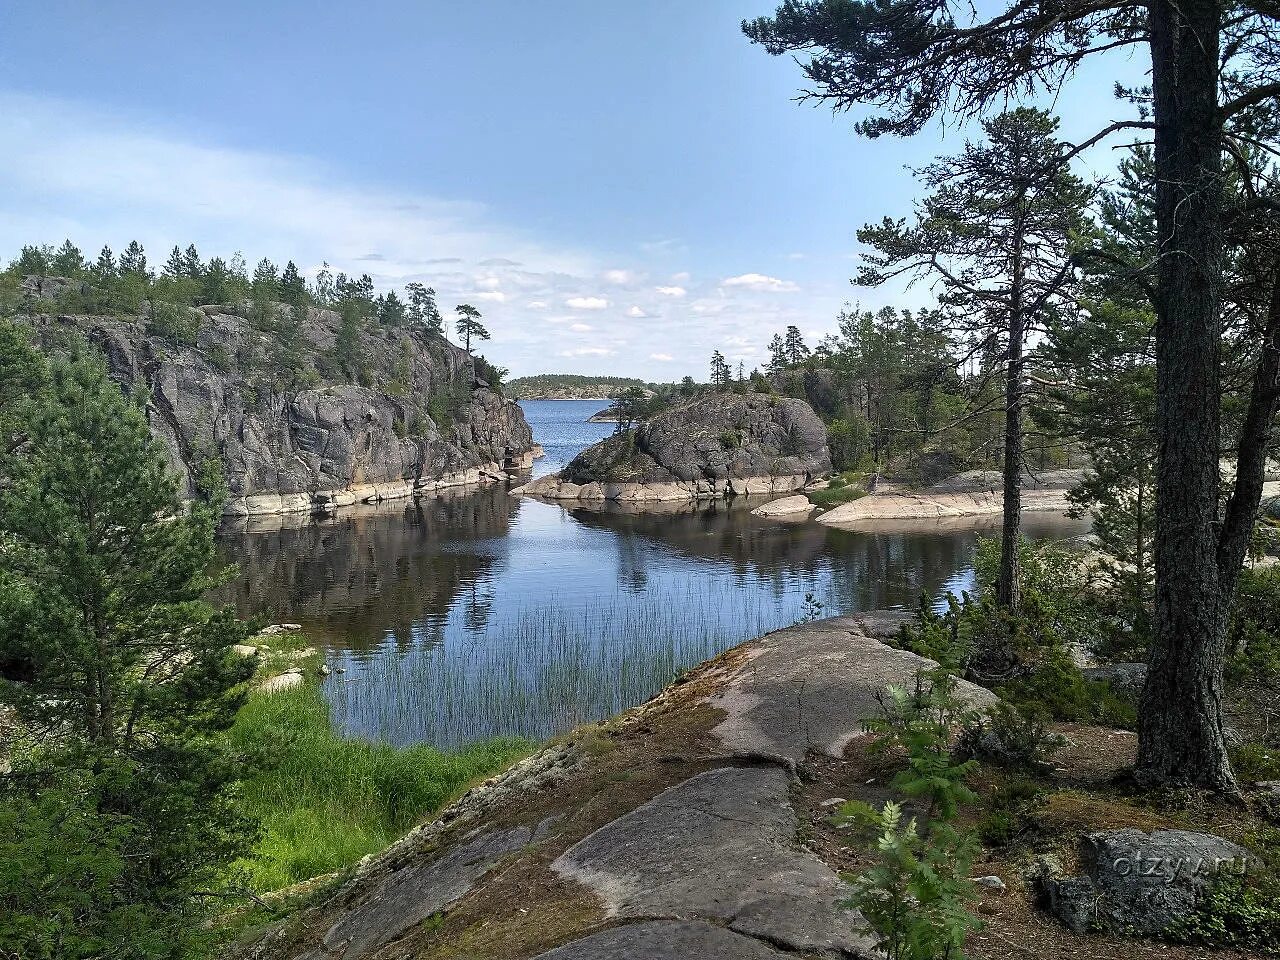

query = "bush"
[[836, 801, 983, 960], [865, 667, 980, 820], [808, 484, 865, 507], [976, 776, 1048, 847], [1174, 871, 1280, 954], [148, 300, 201, 346], [958, 702, 1066, 773]]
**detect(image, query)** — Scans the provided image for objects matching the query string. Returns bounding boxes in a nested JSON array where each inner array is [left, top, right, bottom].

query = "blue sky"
[[0, 1, 1146, 380]]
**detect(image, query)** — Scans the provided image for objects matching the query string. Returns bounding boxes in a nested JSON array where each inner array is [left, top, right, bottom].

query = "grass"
[[227, 655, 530, 891], [808, 484, 866, 508]]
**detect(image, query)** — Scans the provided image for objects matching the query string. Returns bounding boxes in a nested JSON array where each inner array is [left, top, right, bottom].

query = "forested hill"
[[1, 241, 534, 517], [506, 374, 657, 399]]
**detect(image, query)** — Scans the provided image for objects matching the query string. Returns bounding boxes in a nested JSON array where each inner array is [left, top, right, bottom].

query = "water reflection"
[[219, 489, 1088, 748]]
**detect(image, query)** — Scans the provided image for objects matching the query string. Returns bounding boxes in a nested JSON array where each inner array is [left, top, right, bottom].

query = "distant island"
[[506, 373, 659, 400]]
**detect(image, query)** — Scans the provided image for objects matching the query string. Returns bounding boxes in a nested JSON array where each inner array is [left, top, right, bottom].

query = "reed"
[[325, 580, 812, 748]]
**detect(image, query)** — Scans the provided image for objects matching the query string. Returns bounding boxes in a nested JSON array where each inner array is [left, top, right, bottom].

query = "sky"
[[0, 1, 1148, 381]]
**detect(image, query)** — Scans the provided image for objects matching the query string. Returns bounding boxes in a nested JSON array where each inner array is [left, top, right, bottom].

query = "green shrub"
[[1173, 872, 1280, 954], [207, 342, 233, 372], [808, 483, 865, 508], [976, 776, 1047, 847], [148, 300, 201, 346], [836, 800, 983, 960], [959, 701, 1066, 773], [1232, 743, 1280, 783], [865, 667, 980, 821]]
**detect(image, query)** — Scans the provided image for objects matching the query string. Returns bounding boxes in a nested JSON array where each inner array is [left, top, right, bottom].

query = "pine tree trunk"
[[996, 226, 1026, 611], [1136, 0, 1235, 790], [996, 312, 1023, 610]]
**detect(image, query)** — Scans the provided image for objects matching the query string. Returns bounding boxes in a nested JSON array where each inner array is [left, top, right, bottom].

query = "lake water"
[[220, 399, 1088, 748]]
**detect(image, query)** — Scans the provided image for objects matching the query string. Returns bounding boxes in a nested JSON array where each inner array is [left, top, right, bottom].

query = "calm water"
[[220, 399, 1088, 747]]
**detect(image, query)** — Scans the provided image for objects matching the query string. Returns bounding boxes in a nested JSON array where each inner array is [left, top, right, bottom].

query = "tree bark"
[[1136, 0, 1235, 790], [1218, 266, 1280, 604], [996, 232, 1025, 610]]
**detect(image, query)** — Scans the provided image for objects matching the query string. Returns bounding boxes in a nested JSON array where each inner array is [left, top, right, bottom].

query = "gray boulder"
[[1081, 663, 1148, 699], [562, 393, 831, 486], [1043, 829, 1256, 935]]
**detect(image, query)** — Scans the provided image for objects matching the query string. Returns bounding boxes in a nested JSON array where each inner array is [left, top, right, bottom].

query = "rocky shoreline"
[[226, 446, 543, 517], [19, 284, 541, 520], [816, 469, 1081, 526], [512, 471, 815, 503], [242, 612, 1254, 960]]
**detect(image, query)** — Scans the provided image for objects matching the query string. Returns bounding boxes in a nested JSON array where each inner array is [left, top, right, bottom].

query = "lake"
[[220, 399, 1088, 748]]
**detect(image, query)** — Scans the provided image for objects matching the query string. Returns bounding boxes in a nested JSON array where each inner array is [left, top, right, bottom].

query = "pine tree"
[[406, 283, 443, 335], [454, 303, 490, 356], [377, 290, 407, 327], [709, 349, 731, 386], [163, 244, 186, 279], [767, 333, 787, 373], [857, 108, 1092, 611], [93, 245, 116, 282], [783, 326, 810, 365], [252, 258, 279, 299], [50, 239, 85, 276], [0, 341, 256, 958], [119, 241, 148, 277], [12, 245, 50, 276], [183, 244, 203, 279], [743, 0, 1280, 795], [279, 260, 306, 306], [202, 256, 231, 304]]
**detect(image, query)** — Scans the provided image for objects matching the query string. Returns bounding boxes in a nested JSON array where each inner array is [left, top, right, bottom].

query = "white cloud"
[[569, 322, 594, 332], [722, 273, 799, 293], [0, 92, 854, 382], [786, 252, 806, 260]]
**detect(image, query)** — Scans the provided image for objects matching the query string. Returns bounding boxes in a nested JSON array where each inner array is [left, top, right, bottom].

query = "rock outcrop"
[[514, 394, 831, 503], [245, 614, 988, 960], [19, 289, 535, 517], [1042, 829, 1256, 936], [817, 468, 1082, 527]]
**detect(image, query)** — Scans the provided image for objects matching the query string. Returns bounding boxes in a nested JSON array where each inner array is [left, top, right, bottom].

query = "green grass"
[[227, 682, 531, 891], [808, 483, 866, 508]]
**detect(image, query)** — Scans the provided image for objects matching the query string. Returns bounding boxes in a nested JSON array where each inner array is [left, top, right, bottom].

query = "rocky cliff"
[[17, 280, 535, 517], [515, 393, 831, 502]]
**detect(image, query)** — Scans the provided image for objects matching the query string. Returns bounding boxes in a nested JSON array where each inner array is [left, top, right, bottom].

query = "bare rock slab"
[[1043, 829, 1257, 936], [297, 825, 535, 960], [710, 618, 997, 764], [550, 766, 874, 958], [750, 494, 814, 519], [534, 920, 794, 959]]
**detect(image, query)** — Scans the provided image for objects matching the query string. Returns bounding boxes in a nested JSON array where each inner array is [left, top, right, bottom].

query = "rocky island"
[[514, 393, 832, 503], [17, 276, 537, 518]]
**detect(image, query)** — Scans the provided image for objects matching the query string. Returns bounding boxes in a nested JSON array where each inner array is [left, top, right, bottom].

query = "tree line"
[[6, 239, 494, 385]]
